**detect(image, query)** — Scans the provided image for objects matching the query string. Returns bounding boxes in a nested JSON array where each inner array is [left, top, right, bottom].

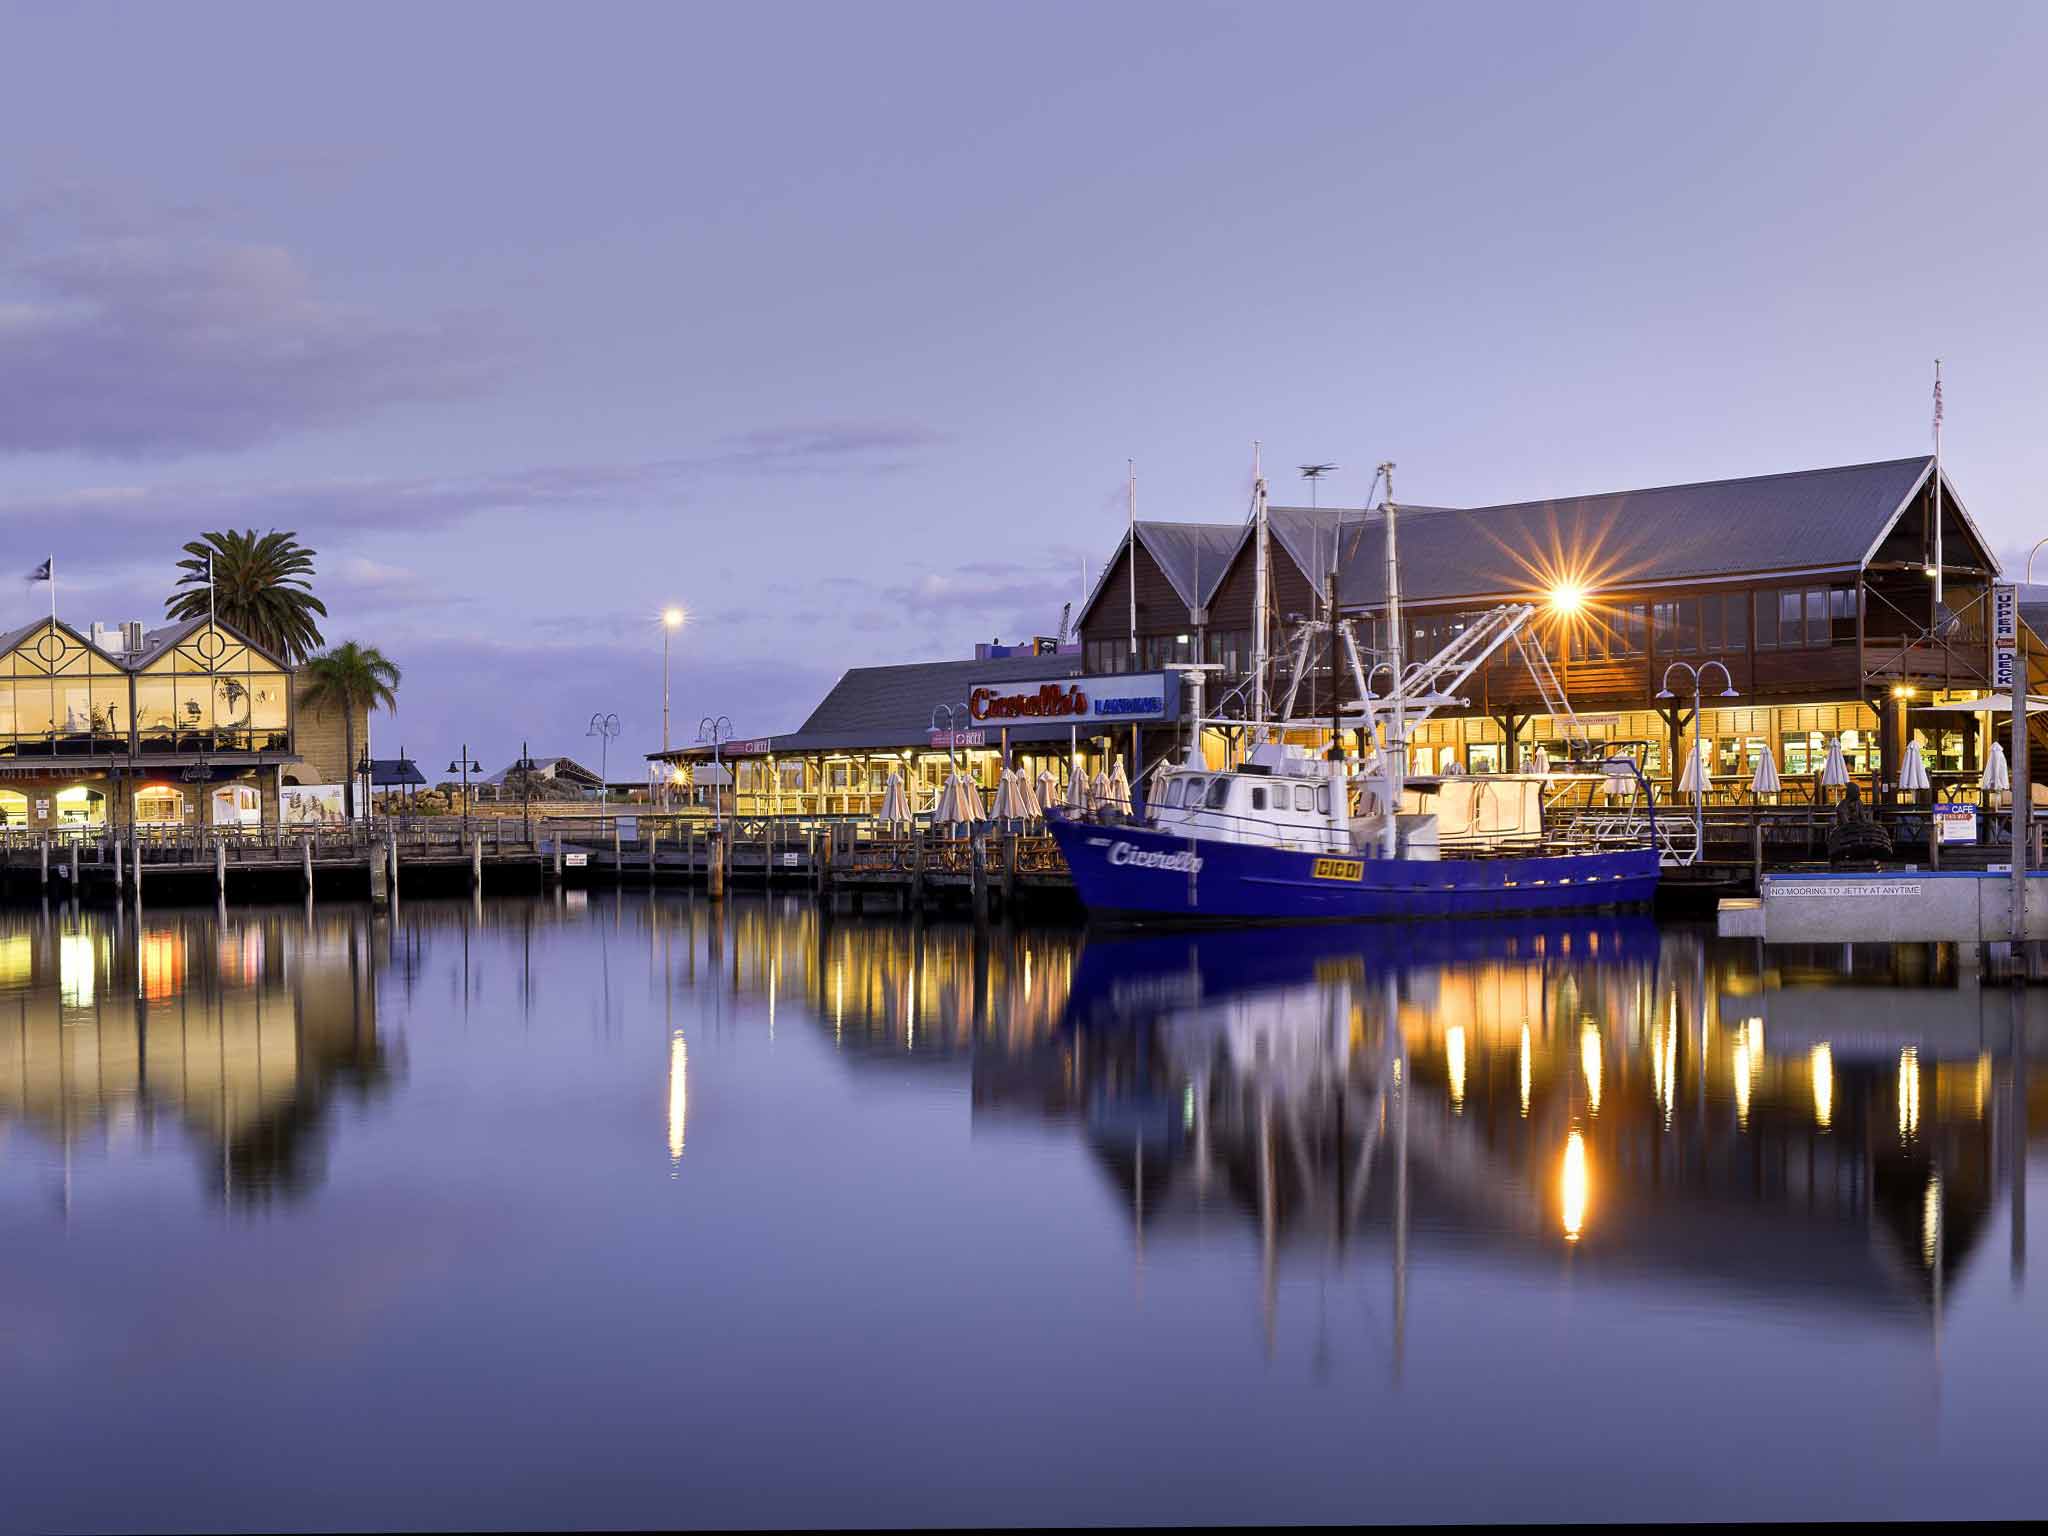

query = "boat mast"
[[1380, 461, 1403, 859], [1251, 442, 1270, 736]]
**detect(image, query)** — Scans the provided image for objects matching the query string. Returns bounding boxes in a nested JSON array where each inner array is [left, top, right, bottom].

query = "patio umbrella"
[[1147, 758, 1173, 810], [1065, 763, 1092, 813], [1035, 768, 1060, 816], [1531, 745, 1552, 776], [1899, 740, 1932, 795], [1015, 767, 1043, 820], [876, 768, 912, 825], [1982, 739, 2012, 798], [1105, 758, 1133, 816], [1601, 753, 1638, 800], [1676, 740, 1711, 797], [989, 769, 1025, 821], [1818, 737, 1851, 791], [1749, 744, 1782, 799]]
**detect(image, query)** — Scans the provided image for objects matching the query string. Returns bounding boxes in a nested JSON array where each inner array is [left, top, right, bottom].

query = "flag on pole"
[[28, 555, 53, 625]]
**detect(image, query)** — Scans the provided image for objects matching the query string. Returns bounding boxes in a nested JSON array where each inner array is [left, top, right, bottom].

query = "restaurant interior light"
[[1548, 582, 1586, 616]]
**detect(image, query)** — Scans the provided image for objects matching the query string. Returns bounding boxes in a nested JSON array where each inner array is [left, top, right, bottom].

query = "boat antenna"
[[1380, 461, 1402, 859]]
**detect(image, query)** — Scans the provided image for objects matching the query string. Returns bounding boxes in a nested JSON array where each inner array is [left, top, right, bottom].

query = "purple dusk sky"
[[4, 0, 2047, 776]]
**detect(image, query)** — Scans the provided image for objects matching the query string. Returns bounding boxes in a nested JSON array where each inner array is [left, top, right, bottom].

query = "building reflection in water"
[[679, 898, 2043, 1344], [0, 902, 389, 1205]]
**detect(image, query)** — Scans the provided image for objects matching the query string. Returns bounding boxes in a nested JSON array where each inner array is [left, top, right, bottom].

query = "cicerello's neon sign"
[[966, 672, 1174, 724]]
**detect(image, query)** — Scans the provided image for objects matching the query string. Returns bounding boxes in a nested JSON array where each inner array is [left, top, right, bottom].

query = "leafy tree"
[[297, 643, 402, 818], [167, 530, 329, 663]]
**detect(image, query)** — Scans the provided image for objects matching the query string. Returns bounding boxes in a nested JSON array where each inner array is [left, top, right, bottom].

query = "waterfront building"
[[0, 616, 366, 835], [654, 454, 2024, 812], [1076, 455, 2022, 795]]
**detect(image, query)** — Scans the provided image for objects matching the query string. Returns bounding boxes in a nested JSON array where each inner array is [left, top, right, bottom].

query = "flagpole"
[[1933, 359, 1944, 611], [48, 555, 55, 629], [1126, 459, 1137, 664]]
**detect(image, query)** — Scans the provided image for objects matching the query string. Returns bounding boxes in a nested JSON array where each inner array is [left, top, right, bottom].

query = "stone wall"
[[290, 675, 369, 785]]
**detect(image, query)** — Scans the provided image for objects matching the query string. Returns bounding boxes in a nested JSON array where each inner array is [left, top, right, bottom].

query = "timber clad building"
[[0, 616, 365, 834], [655, 454, 2032, 812], [1078, 455, 2026, 791]]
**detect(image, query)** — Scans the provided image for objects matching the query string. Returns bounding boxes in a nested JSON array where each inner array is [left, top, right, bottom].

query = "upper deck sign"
[[1994, 582, 2020, 690]]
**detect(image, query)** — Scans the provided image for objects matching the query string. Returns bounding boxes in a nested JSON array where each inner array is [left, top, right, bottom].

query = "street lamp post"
[[447, 745, 481, 842], [698, 715, 733, 829], [1657, 660, 1738, 862], [587, 712, 621, 817], [662, 609, 686, 808]]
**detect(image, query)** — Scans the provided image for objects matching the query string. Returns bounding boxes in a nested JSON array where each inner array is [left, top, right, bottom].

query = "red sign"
[[968, 682, 1088, 721]]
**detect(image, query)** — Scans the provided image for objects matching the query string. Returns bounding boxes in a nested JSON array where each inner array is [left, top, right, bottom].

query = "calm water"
[[3, 892, 2046, 1530]]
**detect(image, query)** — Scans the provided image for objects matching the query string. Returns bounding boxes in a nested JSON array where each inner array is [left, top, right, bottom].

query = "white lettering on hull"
[[1107, 841, 1204, 874]]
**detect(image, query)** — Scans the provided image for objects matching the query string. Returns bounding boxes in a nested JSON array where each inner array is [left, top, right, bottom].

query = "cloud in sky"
[[0, 430, 946, 540], [0, 224, 504, 458]]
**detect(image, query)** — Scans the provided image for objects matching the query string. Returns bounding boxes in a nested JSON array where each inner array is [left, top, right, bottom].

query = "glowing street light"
[[662, 606, 687, 757], [1548, 581, 1587, 617]]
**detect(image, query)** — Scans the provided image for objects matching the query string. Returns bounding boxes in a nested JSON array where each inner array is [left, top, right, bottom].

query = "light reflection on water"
[[1, 893, 2046, 1527]]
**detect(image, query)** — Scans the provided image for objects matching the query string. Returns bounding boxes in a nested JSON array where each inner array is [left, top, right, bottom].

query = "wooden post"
[[388, 830, 400, 903], [368, 840, 388, 907], [1750, 813, 1764, 894], [471, 834, 484, 890], [301, 835, 313, 895], [131, 832, 142, 902], [911, 827, 926, 910], [214, 836, 226, 900], [612, 816, 622, 881], [113, 834, 123, 892], [970, 834, 990, 927], [1001, 833, 1017, 911], [647, 825, 659, 884], [552, 830, 563, 883], [39, 836, 48, 888], [708, 828, 725, 900]]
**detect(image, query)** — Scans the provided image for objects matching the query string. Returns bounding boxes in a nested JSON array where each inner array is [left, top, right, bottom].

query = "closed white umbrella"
[[960, 771, 986, 822], [1982, 739, 2012, 797], [1677, 740, 1711, 796], [989, 769, 1025, 821], [876, 768, 912, 825], [1899, 740, 1932, 794], [1065, 763, 1091, 813], [1146, 758, 1173, 810], [1106, 757, 1133, 816], [1818, 736, 1851, 789], [1601, 754, 1637, 800], [1531, 745, 1552, 776], [1088, 766, 1111, 810], [1034, 768, 1059, 816], [1749, 744, 1782, 798]]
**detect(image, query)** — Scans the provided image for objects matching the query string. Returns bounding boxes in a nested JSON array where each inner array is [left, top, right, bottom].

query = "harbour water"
[[4, 894, 2047, 1528]]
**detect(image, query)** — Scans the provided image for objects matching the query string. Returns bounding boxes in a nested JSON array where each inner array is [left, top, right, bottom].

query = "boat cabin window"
[[1316, 784, 1331, 814], [1164, 777, 1186, 808], [1251, 787, 1268, 811], [1205, 779, 1230, 810], [1293, 784, 1314, 812]]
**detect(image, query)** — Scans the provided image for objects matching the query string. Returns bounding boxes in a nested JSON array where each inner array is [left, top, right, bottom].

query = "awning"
[[1916, 696, 2048, 714]]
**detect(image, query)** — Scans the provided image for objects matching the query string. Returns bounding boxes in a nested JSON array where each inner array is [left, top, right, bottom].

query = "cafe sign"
[[967, 671, 1178, 725]]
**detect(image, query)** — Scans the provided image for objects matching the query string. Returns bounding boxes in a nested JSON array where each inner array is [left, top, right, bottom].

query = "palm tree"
[[166, 530, 329, 663], [298, 643, 401, 818]]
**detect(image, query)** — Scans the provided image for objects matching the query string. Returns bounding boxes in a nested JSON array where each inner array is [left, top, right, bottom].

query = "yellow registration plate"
[[1311, 857, 1364, 882]]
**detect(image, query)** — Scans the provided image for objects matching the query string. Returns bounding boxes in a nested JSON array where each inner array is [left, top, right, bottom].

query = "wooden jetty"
[[1, 821, 548, 904]]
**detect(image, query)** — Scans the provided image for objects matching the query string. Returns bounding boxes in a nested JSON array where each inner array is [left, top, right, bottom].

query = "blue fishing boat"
[[1048, 455, 1665, 926]]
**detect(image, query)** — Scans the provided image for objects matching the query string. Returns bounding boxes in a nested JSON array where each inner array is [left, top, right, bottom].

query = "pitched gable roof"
[[1075, 520, 1248, 629], [1332, 456, 1953, 608]]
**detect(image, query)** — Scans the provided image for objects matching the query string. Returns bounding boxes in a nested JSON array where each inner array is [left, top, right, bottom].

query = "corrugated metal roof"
[[1136, 520, 1245, 610], [1331, 456, 1940, 607], [773, 651, 1088, 752]]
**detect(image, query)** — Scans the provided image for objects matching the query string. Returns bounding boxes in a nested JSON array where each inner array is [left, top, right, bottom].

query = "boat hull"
[[1047, 815, 1660, 925]]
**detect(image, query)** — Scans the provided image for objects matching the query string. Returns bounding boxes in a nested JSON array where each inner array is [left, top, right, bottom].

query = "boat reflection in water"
[[0, 903, 390, 1206], [978, 916, 2039, 1353]]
